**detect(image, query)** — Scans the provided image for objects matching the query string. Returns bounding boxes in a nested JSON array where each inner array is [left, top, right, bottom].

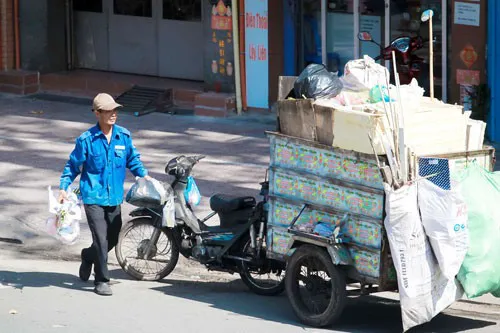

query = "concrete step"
[[0, 70, 40, 95], [194, 92, 236, 117], [40, 73, 132, 98], [173, 88, 201, 109]]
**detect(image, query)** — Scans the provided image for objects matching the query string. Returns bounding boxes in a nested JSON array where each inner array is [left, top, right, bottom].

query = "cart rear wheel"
[[285, 245, 346, 327]]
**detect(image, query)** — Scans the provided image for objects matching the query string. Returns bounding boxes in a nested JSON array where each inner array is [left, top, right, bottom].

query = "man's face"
[[95, 108, 118, 126]]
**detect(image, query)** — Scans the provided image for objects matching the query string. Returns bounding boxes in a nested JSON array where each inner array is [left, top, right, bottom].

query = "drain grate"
[[115, 86, 172, 117]]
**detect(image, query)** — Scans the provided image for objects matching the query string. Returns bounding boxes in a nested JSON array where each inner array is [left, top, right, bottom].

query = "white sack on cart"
[[418, 179, 469, 279], [341, 55, 390, 92], [384, 184, 463, 332]]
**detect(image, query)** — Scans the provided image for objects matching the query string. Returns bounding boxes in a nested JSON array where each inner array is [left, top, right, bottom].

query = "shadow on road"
[[150, 278, 496, 333], [338, 295, 496, 333], [0, 270, 95, 294]]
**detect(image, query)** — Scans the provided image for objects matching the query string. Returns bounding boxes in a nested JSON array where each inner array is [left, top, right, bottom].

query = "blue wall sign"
[[245, 0, 269, 109]]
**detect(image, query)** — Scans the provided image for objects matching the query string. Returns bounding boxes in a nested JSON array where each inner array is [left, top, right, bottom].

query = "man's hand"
[[58, 190, 68, 204], [144, 175, 152, 181]]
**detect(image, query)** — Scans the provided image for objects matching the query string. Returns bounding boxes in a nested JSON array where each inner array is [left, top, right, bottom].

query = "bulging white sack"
[[418, 179, 469, 279], [384, 184, 463, 332]]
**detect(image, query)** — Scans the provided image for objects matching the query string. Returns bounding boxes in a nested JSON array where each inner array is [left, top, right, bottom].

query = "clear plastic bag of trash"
[[46, 185, 81, 245], [126, 177, 171, 208], [294, 64, 343, 100]]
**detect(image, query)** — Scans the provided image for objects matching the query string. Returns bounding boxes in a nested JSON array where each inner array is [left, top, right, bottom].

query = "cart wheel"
[[285, 245, 347, 327]]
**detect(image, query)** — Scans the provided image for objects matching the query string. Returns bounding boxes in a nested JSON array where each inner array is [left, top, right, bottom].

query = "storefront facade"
[[72, 0, 204, 81], [0, 0, 497, 140], [283, 0, 487, 109]]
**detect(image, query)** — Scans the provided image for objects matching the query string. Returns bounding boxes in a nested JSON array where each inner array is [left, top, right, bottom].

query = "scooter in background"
[[358, 31, 431, 95]]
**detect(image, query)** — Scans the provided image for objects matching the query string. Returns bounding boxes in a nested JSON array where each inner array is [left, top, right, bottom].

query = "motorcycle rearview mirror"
[[357, 31, 373, 42], [358, 31, 382, 49]]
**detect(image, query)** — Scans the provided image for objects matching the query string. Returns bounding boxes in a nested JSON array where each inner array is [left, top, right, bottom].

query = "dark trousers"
[[82, 204, 122, 283]]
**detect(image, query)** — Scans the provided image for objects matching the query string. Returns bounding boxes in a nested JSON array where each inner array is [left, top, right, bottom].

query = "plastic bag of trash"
[[126, 177, 169, 208], [46, 185, 81, 245], [294, 64, 343, 100], [369, 84, 393, 103], [184, 176, 201, 207], [453, 164, 500, 298], [313, 223, 334, 237], [341, 55, 390, 92]]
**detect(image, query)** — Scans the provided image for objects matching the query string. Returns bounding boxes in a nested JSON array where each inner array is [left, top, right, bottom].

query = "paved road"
[[0, 258, 499, 333]]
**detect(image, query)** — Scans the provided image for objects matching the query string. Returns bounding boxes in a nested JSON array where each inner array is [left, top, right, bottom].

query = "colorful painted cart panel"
[[266, 132, 387, 282], [269, 134, 384, 189]]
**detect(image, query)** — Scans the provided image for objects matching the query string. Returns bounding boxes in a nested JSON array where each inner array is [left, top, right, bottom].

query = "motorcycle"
[[115, 155, 285, 296], [357, 31, 431, 94]]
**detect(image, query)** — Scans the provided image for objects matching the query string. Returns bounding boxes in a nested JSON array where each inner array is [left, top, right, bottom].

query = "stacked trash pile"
[[282, 56, 485, 158], [277, 54, 497, 332]]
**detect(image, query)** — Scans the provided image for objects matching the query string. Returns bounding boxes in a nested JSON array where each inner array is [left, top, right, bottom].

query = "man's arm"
[[126, 135, 148, 178], [60, 138, 87, 192]]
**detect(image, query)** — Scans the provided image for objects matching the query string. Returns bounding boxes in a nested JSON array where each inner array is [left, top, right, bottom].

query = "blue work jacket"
[[59, 124, 148, 206]]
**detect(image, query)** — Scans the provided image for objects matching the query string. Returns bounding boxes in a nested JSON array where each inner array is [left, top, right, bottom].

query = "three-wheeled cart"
[[265, 131, 495, 327]]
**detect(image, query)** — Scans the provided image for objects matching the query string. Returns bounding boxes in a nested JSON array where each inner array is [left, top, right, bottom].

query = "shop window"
[[114, 0, 153, 17], [359, 0, 386, 62], [73, 0, 103, 12], [163, 0, 201, 21]]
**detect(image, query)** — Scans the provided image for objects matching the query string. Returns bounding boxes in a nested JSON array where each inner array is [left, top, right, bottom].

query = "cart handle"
[[288, 204, 309, 230]]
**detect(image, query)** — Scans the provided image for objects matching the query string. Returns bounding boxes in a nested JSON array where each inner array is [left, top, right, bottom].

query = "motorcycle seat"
[[210, 194, 256, 213]]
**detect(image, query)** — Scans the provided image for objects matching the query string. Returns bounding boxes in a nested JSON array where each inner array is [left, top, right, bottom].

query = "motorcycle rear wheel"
[[239, 236, 285, 296], [115, 217, 179, 281]]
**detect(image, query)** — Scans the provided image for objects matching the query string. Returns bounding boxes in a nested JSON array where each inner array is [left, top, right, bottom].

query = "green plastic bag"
[[454, 164, 500, 298]]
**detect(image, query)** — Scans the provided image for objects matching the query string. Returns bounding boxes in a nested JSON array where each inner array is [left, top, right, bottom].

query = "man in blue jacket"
[[59, 93, 150, 296]]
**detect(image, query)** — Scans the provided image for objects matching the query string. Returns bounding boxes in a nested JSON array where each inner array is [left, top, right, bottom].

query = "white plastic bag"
[[162, 195, 176, 228], [384, 184, 463, 332], [418, 179, 469, 279], [150, 178, 168, 204], [341, 55, 390, 92], [46, 186, 81, 245]]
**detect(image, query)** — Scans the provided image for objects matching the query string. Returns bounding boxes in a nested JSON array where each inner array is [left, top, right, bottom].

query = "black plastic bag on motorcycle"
[[294, 64, 343, 100], [126, 178, 170, 208]]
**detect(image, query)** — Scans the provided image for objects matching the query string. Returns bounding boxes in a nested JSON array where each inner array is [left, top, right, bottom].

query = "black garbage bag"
[[294, 64, 343, 100]]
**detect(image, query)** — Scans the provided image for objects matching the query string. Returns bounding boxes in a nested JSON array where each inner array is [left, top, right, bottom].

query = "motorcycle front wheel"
[[115, 217, 179, 281], [239, 236, 286, 296]]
